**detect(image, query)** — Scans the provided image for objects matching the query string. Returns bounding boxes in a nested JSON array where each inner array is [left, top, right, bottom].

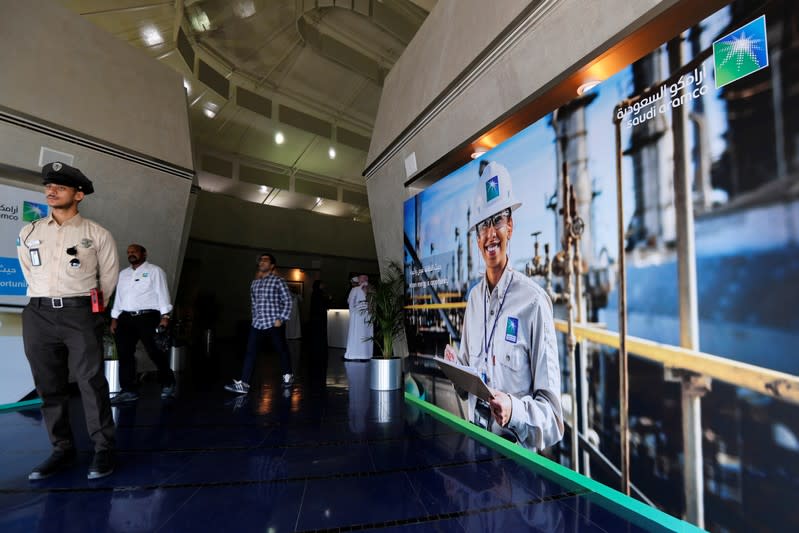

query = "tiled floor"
[[0, 342, 652, 532]]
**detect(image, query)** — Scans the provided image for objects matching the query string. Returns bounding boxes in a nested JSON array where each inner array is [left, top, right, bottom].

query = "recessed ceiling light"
[[275, 132, 285, 145], [203, 103, 218, 118], [471, 147, 488, 159], [233, 0, 256, 18], [189, 9, 211, 32], [259, 185, 268, 193], [577, 80, 601, 95], [328, 147, 336, 159], [141, 26, 163, 47], [183, 79, 191, 93]]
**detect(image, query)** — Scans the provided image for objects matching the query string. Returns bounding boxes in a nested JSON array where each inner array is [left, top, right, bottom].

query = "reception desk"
[[326, 309, 349, 348]]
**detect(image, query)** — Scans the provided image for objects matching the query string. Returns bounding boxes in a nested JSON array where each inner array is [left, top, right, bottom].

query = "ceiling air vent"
[[337, 128, 370, 152], [177, 28, 194, 69], [198, 60, 229, 98], [278, 106, 331, 138], [236, 88, 272, 118]]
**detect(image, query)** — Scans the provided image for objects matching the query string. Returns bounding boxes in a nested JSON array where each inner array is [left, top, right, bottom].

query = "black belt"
[[123, 309, 159, 316], [30, 296, 91, 309]]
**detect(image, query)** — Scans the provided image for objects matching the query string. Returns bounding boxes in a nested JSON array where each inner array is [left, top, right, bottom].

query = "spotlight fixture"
[[577, 80, 601, 95], [140, 25, 164, 46], [275, 131, 285, 145], [203, 105, 217, 119], [328, 147, 336, 159], [471, 147, 488, 159]]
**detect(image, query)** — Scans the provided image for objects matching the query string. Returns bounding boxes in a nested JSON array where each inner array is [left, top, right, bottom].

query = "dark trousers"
[[115, 312, 175, 391], [22, 302, 115, 452], [241, 324, 292, 383]]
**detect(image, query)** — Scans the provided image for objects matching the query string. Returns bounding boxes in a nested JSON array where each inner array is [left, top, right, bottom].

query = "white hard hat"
[[470, 161, 522, 231]]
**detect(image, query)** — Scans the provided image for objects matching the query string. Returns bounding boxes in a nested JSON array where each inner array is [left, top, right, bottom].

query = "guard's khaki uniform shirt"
[[17, 213, 119, 305], [457, 266, 564, 451]]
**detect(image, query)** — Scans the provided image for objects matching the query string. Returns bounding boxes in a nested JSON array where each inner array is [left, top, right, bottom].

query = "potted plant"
[[366, 261, 406, 390]]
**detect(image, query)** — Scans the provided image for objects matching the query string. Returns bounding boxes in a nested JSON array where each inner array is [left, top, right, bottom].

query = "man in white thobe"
[[344, 275, 372, 360]]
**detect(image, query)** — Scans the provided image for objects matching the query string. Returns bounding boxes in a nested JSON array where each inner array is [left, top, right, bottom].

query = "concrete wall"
[[184, 191, 378, 338], [0, 0, 195, 289], [0, 0, 192, 170], [366, 0, 679, 270], [0, 0, 195, 402]]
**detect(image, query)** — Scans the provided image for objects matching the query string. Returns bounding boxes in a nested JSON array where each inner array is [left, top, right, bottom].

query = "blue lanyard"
[[483, 271, 514, 358]]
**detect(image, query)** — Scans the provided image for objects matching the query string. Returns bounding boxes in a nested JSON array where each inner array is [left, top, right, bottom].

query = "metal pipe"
[[562, 168, 579, 472], [574, 241, 591, 476], [668, 36, 705, 528], [613, 108, 630, 496], [552, 319, 799, 404], [688, 112, 712, 212]]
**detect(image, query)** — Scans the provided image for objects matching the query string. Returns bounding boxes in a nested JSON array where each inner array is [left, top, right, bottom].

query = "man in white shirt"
[[445, 161, 563, 451], [110, 244, 175, 403], [345, 275, 373, 360]]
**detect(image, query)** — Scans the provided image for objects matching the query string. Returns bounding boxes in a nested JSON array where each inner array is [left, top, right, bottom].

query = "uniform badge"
[[16, 237, 20, 246], [142, 272, 149, 278], [80, 238, 93, 248], [505, 316, 518, 343], [52, 162, 62, 171]]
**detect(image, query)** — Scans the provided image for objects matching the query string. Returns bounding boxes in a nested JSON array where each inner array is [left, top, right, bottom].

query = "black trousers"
[[22, 301, 115, 452], [115, 312, 175, 391], [241, 324, 292, 383]]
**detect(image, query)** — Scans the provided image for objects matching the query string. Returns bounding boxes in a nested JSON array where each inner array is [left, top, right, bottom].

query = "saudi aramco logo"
[[23, 201, 48, 222], [485, 176, 499, 202], [713, 15, 769, 89]]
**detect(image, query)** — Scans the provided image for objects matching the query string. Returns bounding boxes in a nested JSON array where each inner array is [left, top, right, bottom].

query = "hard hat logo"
[[470, 161, 522, 231], [486, 176, 500, 202]]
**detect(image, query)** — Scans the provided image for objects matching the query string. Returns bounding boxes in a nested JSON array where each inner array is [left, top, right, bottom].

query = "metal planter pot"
[[104, 359, 121, 394], [370, 389, 403, 425], [170, 345, 187, 372], [369, 357, 402, 391]]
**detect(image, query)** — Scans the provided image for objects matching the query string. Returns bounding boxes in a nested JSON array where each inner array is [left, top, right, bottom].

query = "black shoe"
[[87, 450, 115, 480], [28, 449, 77, 480]]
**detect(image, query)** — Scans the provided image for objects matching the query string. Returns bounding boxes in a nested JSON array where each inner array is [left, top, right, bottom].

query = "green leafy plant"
[[366, 261, 406, 359]]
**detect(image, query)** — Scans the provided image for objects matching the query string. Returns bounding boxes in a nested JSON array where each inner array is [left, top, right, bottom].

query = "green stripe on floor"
[[0, 399, 42, 413], [405, 393, 704, 533]]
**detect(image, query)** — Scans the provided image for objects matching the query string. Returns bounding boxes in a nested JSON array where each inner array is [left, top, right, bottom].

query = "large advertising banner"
[[0, 183, 48, 306], [405, 1, 798, 530]]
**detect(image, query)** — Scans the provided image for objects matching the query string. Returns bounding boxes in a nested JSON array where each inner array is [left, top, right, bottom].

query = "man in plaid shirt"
[[225, 253, 294, 394]]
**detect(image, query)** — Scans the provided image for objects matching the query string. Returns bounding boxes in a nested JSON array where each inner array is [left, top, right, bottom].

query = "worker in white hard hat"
[[445, 161, 563, 451]]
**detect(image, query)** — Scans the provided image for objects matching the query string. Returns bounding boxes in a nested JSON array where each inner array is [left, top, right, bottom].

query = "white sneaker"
[[224, 380, 250, 394], [282, 373, 294, 386]]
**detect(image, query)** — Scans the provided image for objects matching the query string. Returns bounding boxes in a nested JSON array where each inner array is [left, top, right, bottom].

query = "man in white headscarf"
[[445, 161, 563, 451], [345, 275, 373, 360]]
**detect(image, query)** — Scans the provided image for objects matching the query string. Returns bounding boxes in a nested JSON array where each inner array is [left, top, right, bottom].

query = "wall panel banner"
[[405, 1, 799, 530], [0, 183, 47, 305]]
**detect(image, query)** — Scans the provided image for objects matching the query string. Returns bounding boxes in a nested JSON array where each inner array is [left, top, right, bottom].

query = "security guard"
[[445, 161, 564, 451], [17, 162, 119, 480]]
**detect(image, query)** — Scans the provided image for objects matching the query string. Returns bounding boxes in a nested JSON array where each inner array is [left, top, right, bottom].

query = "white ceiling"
[[58, 0, 435, 222]]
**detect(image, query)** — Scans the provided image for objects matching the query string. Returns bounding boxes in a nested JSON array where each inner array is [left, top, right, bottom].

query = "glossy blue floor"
[[0, 342, 653, 532]]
